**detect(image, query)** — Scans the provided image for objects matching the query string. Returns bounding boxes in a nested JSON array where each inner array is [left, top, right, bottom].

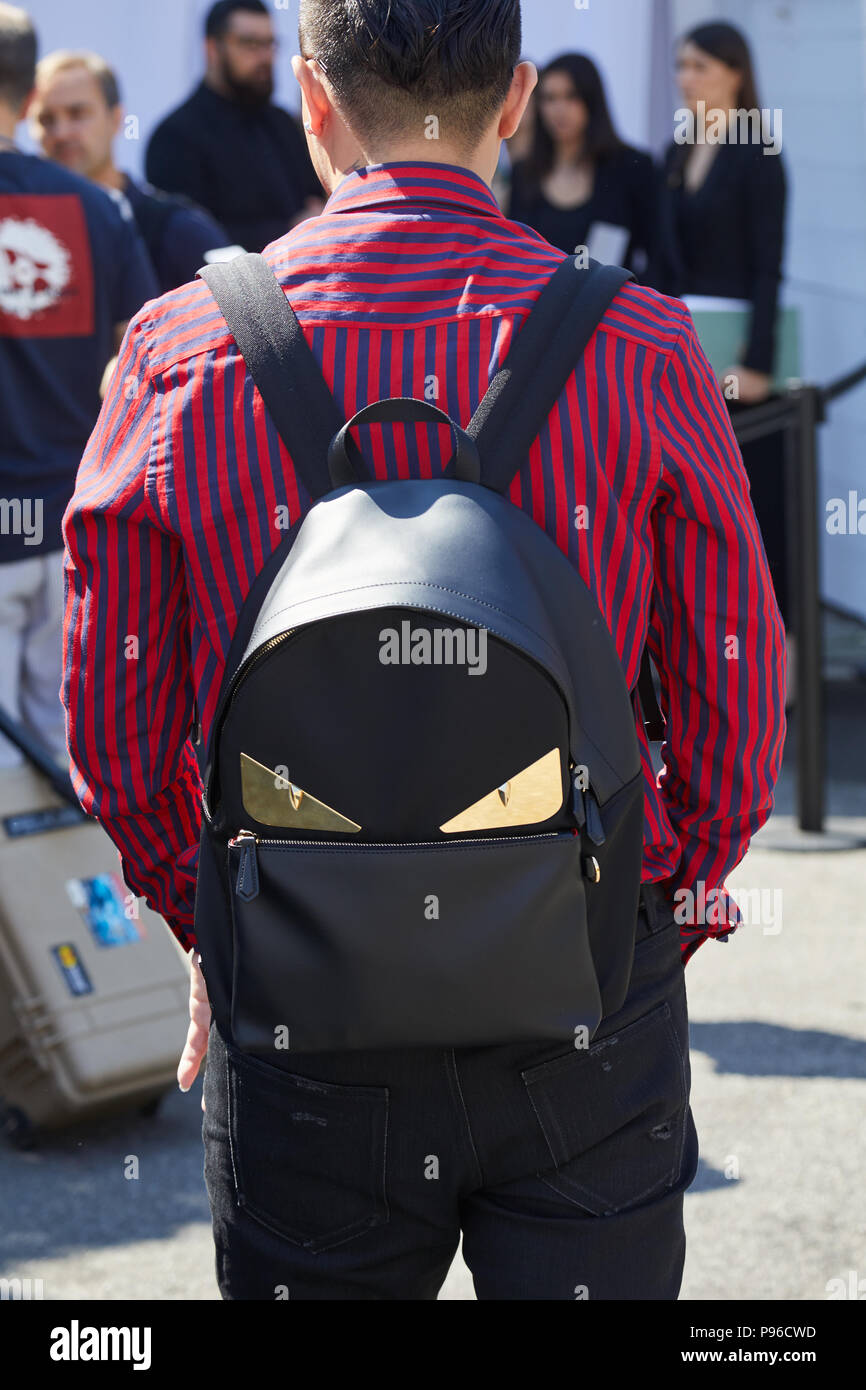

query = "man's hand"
[[178, 950, 211, 1105]]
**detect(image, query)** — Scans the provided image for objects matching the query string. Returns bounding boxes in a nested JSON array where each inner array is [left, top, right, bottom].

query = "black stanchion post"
[[785, 383, 824, 832], [730, 368, 865, 852]]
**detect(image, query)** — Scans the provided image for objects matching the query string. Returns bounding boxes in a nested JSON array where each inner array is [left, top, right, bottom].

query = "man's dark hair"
[[205, 0, 269, 41], [0, 2, 37, 109], [299, 0, 522, 154]]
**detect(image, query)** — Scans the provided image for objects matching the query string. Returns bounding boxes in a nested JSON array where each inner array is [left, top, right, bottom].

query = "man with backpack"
[[61, 0, 785, 1300]]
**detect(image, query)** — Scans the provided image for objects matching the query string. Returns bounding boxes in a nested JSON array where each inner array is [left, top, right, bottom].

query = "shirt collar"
[[321, 161, 504, 220]]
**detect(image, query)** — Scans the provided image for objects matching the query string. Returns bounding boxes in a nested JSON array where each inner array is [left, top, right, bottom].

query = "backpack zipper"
[[224, 630, 296, 719], [228, 827, 572, 901], [205, 630, 296, 806], [229, 828, 565, 849]]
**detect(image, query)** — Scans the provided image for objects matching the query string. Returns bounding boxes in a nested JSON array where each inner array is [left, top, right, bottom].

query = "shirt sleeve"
[[648, 302, 787, 961], [61, 311, 201, 953]]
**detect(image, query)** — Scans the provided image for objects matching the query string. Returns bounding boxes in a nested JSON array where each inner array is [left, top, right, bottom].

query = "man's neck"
[[328, 145, 497, 196], [92, 158, 124, 192], [203, 71, 238, 102], [0, 105, 20, 142]]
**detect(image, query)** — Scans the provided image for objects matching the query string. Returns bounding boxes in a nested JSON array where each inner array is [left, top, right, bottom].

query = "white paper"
[[584, 221, 630, 267]]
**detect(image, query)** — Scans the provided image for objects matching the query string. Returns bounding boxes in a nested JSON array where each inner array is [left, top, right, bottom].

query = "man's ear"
[[111, 103, 124, 141], [18, 86, 35, 121], [498, 61, 538, 141], [291, 54, 328, 136]]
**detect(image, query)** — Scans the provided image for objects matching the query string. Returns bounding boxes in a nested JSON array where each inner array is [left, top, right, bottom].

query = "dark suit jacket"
[[651, 139, 786, 374]]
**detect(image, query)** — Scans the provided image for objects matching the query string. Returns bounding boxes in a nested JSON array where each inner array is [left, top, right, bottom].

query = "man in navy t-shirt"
[[0, 1, 157, 768]]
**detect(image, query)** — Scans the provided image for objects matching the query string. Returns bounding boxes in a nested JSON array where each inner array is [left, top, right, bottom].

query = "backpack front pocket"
[[227, 831, 600, 1053]]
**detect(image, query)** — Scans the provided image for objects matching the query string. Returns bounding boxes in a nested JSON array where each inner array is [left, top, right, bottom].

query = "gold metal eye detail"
[[440, 748, 563, 834], [240, 753, 360, 832]]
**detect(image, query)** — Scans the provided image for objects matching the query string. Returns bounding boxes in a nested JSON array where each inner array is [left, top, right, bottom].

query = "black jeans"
[[202, 882, 699, 1299]]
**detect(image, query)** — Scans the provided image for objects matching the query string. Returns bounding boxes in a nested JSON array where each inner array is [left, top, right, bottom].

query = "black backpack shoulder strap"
[[198, 252, 344, 501], [466, 254, 665, 740], [466, 255, 632, 495]]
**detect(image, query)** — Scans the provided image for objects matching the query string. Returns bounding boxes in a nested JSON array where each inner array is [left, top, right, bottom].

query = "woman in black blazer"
[[507, 53, 656, 281], [653, 23, 791, 648]]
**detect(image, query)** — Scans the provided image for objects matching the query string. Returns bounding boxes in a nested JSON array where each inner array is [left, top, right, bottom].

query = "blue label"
[[65, 873, 141, 947], [51, 943, 93, 996]]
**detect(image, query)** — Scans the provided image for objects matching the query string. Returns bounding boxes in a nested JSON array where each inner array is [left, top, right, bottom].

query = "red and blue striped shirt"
[[61, 161, 786, 962]]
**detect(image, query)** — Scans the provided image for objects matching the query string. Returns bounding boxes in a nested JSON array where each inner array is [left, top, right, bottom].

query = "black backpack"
[[193, 252, 664, 1056]]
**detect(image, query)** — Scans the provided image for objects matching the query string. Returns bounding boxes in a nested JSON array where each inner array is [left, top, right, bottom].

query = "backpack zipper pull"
[[570, 771, 587, 832], [584, 788, 606, 847], [571, 773, 606, 847], [231, 829, 259, 901]]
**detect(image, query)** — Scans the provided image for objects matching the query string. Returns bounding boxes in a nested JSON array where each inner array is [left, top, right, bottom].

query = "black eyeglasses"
[[230, 35, 280, 53]]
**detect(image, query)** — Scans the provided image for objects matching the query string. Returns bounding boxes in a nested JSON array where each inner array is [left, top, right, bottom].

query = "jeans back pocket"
[[226, 1042, 390, 1252], [520, 1000, 688, 1216]]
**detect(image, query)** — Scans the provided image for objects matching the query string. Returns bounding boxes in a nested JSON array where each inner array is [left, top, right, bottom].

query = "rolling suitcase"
[[0, 704, 190, 1146]]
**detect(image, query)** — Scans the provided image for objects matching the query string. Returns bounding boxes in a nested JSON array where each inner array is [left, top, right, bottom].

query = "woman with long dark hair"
[[507, 52, 656, 278], [653, 22, 791, 663]]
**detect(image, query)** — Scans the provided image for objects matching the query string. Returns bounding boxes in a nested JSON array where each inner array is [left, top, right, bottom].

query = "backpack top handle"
[[327, 397, 481, 488]]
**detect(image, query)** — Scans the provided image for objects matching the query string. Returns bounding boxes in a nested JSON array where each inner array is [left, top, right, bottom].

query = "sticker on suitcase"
[[65, 873, 142, 947], [51, 943, 94, 996]]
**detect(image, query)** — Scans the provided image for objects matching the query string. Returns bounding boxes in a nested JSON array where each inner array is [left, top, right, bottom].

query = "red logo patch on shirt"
[[0, 193, 94, 337]]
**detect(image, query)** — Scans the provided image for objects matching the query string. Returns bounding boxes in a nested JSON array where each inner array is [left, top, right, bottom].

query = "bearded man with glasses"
[[146, 0, 324, 252]]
